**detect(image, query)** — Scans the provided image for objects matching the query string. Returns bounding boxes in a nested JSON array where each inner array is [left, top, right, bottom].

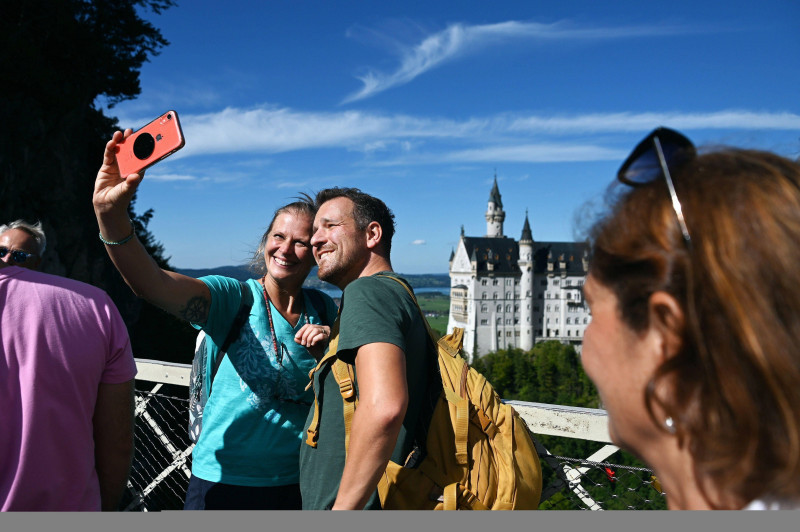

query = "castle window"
[[497, 304, 502, 312], [505, 292, 511, 299], [481, 305, 487, 313], [482, 292, 487, 299], [505, 305, 511, 312], [480, 319, 488, 325], [554, 279, 560, 286], [492, 279, 499, 286], [493, 293, 498, 299], [505, 319, 511, 325], [497, 318, 502, 324], [481, 279, 487, 286]]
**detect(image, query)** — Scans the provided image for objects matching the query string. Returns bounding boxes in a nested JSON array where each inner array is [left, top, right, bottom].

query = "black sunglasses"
[[0, 246, 37, 263], [617, 127, 697, 247]]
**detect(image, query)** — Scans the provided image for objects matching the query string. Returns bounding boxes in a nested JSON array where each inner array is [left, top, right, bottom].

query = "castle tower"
[[518, 211, 535, 350], [485, 174, 505, 237]]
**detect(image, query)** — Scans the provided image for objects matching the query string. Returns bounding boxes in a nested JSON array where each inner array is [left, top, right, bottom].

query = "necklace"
[[261, 276, 309, 366]]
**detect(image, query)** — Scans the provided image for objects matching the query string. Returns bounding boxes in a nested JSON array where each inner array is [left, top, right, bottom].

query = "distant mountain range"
[[174, 265, 450, 289]]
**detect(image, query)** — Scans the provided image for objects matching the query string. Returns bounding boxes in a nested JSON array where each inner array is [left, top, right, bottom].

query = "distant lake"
[[319, 286, 450, 299]]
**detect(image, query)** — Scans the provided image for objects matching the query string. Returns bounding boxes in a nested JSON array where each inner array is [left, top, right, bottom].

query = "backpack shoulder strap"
[[209, 280, 254, 389]]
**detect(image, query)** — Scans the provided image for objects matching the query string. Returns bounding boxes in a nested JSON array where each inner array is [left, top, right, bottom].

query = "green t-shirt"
[[299, 272, 431, 510]]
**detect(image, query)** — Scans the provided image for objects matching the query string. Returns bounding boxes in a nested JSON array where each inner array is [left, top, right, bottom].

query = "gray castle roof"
[[463, 236, 519, 274], [462, 235, 588, 276]]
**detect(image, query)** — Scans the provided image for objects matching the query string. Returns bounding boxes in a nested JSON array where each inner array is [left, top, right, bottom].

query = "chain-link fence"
[[122, 385, 193, 511], [124, 381, 666, 511]]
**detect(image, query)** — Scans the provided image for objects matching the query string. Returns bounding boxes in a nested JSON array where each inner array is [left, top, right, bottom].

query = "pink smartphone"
[[116, 110, 185, 177]]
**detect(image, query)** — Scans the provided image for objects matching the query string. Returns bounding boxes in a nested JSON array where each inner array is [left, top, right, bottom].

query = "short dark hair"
[[249, 194, 316, 276], [315, 187, 396, 254]]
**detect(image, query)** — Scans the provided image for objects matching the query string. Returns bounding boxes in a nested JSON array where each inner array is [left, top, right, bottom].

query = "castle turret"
[[485, 174, 505, 237], [518, 211, 535, 350]]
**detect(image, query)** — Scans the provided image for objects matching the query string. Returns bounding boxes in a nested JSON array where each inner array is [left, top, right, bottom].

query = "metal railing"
[[125, 359, 666, 511]]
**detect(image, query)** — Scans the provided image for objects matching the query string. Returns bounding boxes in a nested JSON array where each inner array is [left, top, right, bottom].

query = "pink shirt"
[[0, 266, 136, 511]]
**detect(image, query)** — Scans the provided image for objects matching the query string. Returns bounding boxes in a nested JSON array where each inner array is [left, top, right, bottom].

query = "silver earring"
[[664, 416, 676, 434]]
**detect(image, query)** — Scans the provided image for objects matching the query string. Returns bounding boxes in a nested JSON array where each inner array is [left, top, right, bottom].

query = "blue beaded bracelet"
[[99, 221, 135, 246]]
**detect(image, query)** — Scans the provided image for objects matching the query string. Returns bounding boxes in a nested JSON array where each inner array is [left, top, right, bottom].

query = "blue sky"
[[104, 0, 800, 274]]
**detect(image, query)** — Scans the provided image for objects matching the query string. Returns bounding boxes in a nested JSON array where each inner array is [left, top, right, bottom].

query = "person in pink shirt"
[[0, 261, 137, 511]]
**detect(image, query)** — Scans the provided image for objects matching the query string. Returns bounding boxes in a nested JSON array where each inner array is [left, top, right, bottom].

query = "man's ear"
[[364, 221, 383, 250], [648, 291, 685, 361]]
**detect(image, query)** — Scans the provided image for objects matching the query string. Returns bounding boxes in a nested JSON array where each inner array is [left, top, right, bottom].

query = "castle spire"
[[488, 173, 503, 209], [485, 173, 505, 237], [520, 209, 533, 243]]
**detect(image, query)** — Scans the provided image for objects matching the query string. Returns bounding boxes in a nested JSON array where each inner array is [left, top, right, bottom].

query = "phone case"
[[116, 110, 185, 178]]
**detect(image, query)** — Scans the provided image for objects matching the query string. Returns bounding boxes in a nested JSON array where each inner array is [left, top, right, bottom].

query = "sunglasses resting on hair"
[[617, 127, 697, 247]]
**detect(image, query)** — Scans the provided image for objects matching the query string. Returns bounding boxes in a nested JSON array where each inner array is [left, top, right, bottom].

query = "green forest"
[[471, 342, 666, 510]]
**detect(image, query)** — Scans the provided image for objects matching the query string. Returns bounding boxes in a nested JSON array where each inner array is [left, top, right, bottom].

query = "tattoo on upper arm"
[[179, 296, 210, 323]]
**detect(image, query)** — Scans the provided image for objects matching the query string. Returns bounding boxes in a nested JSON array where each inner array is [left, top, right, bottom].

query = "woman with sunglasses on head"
[[582, 127, 800, 510], [93, 130, 338, 510]]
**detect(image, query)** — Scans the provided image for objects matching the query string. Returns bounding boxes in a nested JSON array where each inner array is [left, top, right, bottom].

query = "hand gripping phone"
[[116, 110, 185, 177]]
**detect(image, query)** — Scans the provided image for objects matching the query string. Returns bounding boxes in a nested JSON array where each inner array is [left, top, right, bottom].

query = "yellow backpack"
[[305, 276, 543, 510]]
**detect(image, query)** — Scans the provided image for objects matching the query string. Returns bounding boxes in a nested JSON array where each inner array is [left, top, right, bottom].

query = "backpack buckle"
[[339, 380, 356, 400]]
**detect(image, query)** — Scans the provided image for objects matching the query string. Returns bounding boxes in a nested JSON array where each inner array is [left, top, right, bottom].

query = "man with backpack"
[[299, 187, 432, 510]]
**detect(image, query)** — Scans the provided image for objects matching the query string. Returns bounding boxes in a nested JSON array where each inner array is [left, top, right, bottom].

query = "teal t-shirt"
[[299, 272, 430, 509], [192, 275, 338, 486]]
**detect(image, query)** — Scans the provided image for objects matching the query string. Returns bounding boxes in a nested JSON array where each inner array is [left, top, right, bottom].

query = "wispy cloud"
[[168, 106, 800, 166], [342, 20, 701, 104], [508, 111, 800, 133], [411, 239, 426, 245]]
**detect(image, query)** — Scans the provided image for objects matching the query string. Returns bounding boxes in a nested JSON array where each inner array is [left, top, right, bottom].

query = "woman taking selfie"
[[93, 129, 337, 510], [582, 127, 800, 510]]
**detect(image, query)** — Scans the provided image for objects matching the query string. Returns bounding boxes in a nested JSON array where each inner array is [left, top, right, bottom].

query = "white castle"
[[446, 176, 592, 360]]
